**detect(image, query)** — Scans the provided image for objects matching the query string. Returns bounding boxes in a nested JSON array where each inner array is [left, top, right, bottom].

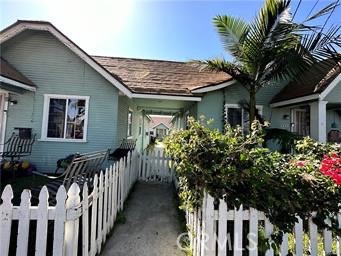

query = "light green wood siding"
[[2, 30, 119, 172], [324, 81, 341, 103], [117, 95, 129, 147], [196, 82, 288, 130]]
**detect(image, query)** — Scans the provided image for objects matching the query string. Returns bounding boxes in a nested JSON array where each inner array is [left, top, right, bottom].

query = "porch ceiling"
[[133, 98, 193, 115]]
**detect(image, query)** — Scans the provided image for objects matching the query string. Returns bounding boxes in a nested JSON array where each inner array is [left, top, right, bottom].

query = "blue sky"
[[0, 0, 340, 61]]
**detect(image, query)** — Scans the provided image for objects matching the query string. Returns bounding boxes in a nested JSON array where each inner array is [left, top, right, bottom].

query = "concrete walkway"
[[100, 182, 185, 256]]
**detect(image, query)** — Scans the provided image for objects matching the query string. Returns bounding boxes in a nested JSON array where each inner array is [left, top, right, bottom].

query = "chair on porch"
[[32, 149, 110, 204], [0, 132, 37, 161], [108, 138, 137, 161]]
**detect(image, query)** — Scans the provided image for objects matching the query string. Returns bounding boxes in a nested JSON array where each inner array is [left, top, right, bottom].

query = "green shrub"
[[164, 117, 341, 246]]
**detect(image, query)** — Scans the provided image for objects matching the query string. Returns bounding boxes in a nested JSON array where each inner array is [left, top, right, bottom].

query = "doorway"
[[291, 107, 310, 136]]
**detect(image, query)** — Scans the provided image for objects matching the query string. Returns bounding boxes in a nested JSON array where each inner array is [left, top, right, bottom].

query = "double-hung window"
[[225, 104, 263, 133], [42, 94, 89, 142]]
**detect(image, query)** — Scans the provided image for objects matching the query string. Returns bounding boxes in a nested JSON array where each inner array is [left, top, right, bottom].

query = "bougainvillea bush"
[[164, 117, 341, 244]]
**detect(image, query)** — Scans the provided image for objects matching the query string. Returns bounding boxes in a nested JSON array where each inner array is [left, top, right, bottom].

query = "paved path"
[[100, 182, 185, 256]]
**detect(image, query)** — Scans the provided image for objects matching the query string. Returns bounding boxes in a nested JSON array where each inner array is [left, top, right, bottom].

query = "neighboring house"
[[148, 115, 172, 139], [0, 20, 340, 172]]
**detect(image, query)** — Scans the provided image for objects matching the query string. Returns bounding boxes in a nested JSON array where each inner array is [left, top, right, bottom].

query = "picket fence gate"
[[186, 194, 341, 256], [138, 150, 175, 183], [0, 150, 139, 256]]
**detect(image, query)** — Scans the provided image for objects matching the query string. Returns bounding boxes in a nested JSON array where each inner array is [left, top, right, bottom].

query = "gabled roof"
[[0, 20, 131, 96], [271, 60, 341, 104], [0, 20, 234, 99], [149, 116, 172, 129], [0, 57, 36, 91], [92, 56, 233, 97]]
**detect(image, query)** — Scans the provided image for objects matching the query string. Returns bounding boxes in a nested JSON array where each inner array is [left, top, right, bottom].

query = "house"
[[148, 115, 173, 140], [0, 20, 340, 172], [0, 20, 228, 172]]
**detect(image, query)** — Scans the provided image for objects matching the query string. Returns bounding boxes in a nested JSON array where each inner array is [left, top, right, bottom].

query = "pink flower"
[[320, 153, 341, 185], [295, 160, 306, 167]]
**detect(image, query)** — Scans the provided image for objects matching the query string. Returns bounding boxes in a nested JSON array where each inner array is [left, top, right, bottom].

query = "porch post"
[[310, 101, 328, 142]]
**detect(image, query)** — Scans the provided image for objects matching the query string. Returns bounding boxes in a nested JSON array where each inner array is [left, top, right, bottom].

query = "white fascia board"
[[132, 93, 201, 101], [1, 22, 132, 97], [319, 74, 341, 100], [270, 94, 320, 108], [0, 76, 36, 92], [191, 80, 236, 93]]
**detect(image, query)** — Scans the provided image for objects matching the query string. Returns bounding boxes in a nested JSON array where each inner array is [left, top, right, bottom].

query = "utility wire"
[[321, 0, 339, 32], [292, 0, 302, 20], [306, 0, 320, 19]]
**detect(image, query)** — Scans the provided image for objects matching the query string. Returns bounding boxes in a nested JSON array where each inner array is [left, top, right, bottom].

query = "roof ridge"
[[92, 55, 187, 64]]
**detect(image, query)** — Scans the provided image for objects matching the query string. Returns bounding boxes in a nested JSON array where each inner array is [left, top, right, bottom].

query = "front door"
[[291, 108, 310, 136], [0, 93, 7, 152]]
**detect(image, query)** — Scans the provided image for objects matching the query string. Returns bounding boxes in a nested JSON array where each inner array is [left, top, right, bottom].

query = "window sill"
[[39, 138, 87, 143]]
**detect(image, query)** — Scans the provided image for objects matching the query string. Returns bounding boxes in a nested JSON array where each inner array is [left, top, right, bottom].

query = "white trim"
[[191, 80, 237, 93], [224, 104, 263, 131], [41, 94, 90, 142], [152, 122, 170, 130], [319, 74, 341, 101], [270, 94, 320, 108], [224, 104, 263, 115], [0, 76, 36, 92], [1, 22, 131, 97], [0, 91, 9, 152], [131, 93, 201, 101]]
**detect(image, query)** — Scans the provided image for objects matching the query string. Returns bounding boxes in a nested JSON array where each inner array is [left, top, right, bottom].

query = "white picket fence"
[[138, 150, 175, 183], [0, 150, 139, 256], [186, 193, 341, 256]]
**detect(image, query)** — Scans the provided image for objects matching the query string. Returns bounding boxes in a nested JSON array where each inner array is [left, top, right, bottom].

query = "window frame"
[[41, 94, 90, 142], [225, 104, 263, 131]]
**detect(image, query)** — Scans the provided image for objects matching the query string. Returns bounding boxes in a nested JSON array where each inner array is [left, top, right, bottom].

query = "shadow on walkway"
[[100, 182, 185, 256]]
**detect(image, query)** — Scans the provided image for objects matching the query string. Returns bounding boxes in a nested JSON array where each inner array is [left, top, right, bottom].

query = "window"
[[42, 94, 89, 142], [225, 104, 263, 133], [127, 110, 133, 137]]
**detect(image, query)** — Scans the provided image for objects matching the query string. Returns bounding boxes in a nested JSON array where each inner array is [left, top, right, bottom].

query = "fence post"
[[53, 185, 67, 256], [90, 175, 98, 256], [64, 183, 81, 256], [35, 186, 49, 256], [103, 170, 109, 243], [97, 172, 104, 253], [16, 189, 31, 255], [82, 183, 89, 256], [0, 185, 13, 256]]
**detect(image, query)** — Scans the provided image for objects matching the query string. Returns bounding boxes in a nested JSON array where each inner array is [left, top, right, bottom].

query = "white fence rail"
[[0, 150, 139, 256], [138, 150, 175, 183], [186, 193, 341, 256]]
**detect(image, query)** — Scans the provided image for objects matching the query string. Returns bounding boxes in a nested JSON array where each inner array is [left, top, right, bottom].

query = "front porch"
[[270, 100, 341, 143]]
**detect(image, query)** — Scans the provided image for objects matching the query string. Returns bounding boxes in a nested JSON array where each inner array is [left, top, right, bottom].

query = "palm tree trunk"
[[249, 86, 256, 128]]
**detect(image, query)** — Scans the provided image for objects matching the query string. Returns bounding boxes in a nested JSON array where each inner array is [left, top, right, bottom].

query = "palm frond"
[[305, 1, 340, 22], [213, 15, 249, 58], [199, 59, 254, 88]]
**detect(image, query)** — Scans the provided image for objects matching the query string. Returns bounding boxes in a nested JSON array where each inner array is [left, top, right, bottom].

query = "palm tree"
[[201, 0, 340, 124]]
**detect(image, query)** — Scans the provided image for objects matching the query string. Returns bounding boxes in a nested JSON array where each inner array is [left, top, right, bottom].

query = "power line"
[[306, 0, 320, 19], [292, 0, 302, 20], [321, 0, 339, 32]]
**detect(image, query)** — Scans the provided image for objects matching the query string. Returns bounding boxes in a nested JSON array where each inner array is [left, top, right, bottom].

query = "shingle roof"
[[149, 116, 172, 129], [92, 56, 232, 96], [0, 57, 36, 87], [271, 60, 341, 104]]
